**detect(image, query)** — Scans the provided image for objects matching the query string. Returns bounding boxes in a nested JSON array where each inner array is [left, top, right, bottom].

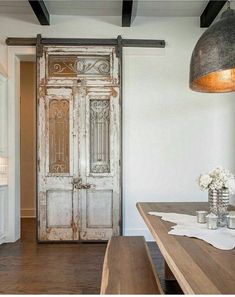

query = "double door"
[[37, 46, 121, 241]]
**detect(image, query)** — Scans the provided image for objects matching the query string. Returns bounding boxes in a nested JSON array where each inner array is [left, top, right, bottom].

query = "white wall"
[[0, 14, 235, 240]]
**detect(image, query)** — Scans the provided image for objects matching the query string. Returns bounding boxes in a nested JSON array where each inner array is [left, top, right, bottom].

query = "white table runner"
[[148, 212, 235, 250]]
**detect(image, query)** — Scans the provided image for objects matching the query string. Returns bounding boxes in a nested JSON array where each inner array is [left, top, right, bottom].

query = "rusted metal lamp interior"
[[190, 2, 235, 93]]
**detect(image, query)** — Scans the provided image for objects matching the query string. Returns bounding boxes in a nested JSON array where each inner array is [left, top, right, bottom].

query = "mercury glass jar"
[[206, 213, 218, 229], [196, 210, 208, 223], [227, 213, 235, 229], [208, 188, 229, 227]]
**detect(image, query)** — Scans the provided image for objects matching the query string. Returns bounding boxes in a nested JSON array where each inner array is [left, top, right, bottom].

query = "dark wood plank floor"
[[0, 219, 182, 294]]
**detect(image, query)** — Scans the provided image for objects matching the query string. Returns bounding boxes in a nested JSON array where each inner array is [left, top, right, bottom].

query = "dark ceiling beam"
[[28, 0, 50, 25], [200, 0, 227, 28], [122, 0, 137, 27]]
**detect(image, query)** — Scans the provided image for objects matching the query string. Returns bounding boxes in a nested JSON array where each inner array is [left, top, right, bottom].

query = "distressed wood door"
[[37, 46, 121, 241]]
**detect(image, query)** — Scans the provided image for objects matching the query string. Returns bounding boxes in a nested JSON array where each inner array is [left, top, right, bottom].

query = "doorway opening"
[[20, 61, 36, 239], [7, 45, 122, 243]]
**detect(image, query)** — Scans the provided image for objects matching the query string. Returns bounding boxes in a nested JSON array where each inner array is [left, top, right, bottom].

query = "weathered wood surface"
[[137, 202, 235, 294], [100, 236, 163, 295], [37, 46, 121, 241]]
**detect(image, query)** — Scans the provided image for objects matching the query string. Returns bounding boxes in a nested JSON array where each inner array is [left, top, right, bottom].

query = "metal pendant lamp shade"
[[190, 8, 235, 93]]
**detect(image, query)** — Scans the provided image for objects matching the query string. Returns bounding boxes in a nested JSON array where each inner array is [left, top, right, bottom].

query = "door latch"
[[72, 177, 94, 190]]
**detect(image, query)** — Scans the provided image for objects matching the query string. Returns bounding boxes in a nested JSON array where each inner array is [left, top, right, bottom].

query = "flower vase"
[[208, 188, 229, 227]]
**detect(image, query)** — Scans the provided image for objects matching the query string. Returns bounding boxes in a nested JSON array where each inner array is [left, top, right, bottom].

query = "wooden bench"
[[100, 236, 163, 294]]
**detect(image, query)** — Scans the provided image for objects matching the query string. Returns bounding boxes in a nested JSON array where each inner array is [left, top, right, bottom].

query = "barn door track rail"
[[6, 34, 166, 58]]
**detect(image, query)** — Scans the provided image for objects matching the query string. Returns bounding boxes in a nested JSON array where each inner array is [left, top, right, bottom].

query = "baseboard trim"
[[124, 228, 154, 241], [0, 234, 6, 244], [21, 208, 36, 218]]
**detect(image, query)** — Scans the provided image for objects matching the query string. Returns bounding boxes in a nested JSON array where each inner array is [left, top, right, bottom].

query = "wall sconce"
[[0, 157, 8, 185]]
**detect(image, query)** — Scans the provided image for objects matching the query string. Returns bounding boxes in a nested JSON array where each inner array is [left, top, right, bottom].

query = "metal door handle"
[[75, 183, 91, 190], [71, 178, 95, 190]]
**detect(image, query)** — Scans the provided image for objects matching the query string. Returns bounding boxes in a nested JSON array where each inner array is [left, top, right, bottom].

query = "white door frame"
[[6, 46, 35, 242]]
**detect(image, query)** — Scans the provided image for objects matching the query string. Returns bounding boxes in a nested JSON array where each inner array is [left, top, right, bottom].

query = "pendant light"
[[190, 1, 235, 93]]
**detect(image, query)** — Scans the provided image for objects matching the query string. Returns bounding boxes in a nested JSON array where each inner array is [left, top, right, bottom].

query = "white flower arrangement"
[[198, 166, 235, 193]]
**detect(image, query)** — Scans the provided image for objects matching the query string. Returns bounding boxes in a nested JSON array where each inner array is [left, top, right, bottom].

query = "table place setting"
[[148, 166, 235, 250], [148, 211, 235, 250]]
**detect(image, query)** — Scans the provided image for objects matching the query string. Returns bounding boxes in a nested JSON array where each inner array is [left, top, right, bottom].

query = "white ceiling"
[[45, 0, 123, 16], [0, 0, 234, 17], [0, 1, 32, 14], [44, 0, 210, 17], [137, 1, 208, 17]]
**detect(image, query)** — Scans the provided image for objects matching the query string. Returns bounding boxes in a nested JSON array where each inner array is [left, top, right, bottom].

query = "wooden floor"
[[0, 219, 182, 294]]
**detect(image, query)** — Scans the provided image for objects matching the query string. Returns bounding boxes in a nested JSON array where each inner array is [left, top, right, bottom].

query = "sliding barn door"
[[37, 46, 121, 241]]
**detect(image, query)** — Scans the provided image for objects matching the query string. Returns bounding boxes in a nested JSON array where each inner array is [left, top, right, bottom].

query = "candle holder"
[[196, 210, 208, 223], [206, 213, 218, 230], [227, 213, 235, 229]]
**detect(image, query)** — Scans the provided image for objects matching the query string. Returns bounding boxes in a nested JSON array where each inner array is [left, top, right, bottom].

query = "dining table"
[[137, 202, 235, 294]]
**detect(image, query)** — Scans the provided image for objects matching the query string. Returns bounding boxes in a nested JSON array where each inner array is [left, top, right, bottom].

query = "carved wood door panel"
[[79, 87, 120, 240], [37, 46, 121, 241]]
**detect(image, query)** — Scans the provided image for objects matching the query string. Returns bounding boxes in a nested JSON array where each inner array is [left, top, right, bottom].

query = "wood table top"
[[137, 202, 235, 294]]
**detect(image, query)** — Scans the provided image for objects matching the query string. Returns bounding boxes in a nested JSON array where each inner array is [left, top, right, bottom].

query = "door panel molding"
[[44, 47, 119, 86]]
